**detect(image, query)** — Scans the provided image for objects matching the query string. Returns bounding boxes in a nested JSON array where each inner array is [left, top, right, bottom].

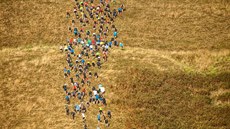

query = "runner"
[[65, 95, 70, 104], [107, 110, 111, 118], [105, 118, 109, 127], [99, 107, 103, 114], [65, 105, 69, 115], [97, 114, 101, 122], [63, 84, 67, 93], [119, 42, 124, 49], [71, 111, 76, 120]]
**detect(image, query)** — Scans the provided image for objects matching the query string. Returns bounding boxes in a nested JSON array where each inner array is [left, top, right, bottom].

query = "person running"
[[107, 110, 111, 118], [118, 7, 123, 14], [65, 105, 69, 115], [108, 40, 112, 48], [99, 107, 103, 114], [73, 85, 77, 91], [81, 59, 85, 65], [92, 61, 96, 67], [81, 78, 85, 85], [119, 42, 124, 49], [65, 95, 70, 104], [97, 114, 101, 122], [71, 111, 76, 120], [95, 93, 100, 104], [83, 124, 88, 129], [94, 72, 98, 78], [77, 91, 82, 100], [102, 97, 107, 106], [103, 52, 108, 61], [60, 45, 64, 52], [105, 118, 109, 127], [114, 40, 118, 46], [89, 71, 92, 78], [72, 91, 76, 98], [67, 69, 71, 76], [86, 78, 91, 86], [113, 9, 117, 18], [70, 77, 74, 85], [76, 72, 80, 79], [66, 10, 70, 18], [63, 84, 67, 93], [81, 104, 87, 113], [85, 52, 89, 59], [64, 67, 68, 78], [86, 101, 90, 107], [75, 104, 81, 113], [97, 61, 101, 69], [82, 113, 86, 121]]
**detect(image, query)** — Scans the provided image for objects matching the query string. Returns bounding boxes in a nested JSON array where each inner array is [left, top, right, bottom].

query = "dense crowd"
[[60, 0, 125, 128]]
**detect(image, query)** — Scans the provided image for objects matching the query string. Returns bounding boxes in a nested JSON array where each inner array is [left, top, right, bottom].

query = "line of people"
[[60, 0, 125, 128]]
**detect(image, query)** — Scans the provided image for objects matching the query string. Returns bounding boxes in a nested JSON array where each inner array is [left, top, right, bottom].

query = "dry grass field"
[[0, 0, 230, 128]]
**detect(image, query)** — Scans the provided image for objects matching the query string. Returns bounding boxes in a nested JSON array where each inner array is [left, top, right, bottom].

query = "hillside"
[[0, 0, 230, 128]]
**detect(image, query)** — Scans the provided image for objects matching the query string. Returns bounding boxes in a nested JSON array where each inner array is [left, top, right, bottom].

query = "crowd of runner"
[[60, 0, 125, 128]]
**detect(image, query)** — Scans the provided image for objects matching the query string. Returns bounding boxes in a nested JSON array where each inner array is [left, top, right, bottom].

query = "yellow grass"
[[0, 0, 230, 128]]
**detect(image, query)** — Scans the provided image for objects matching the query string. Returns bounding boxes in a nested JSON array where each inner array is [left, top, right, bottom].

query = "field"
[[0, 0, 230, 128]]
